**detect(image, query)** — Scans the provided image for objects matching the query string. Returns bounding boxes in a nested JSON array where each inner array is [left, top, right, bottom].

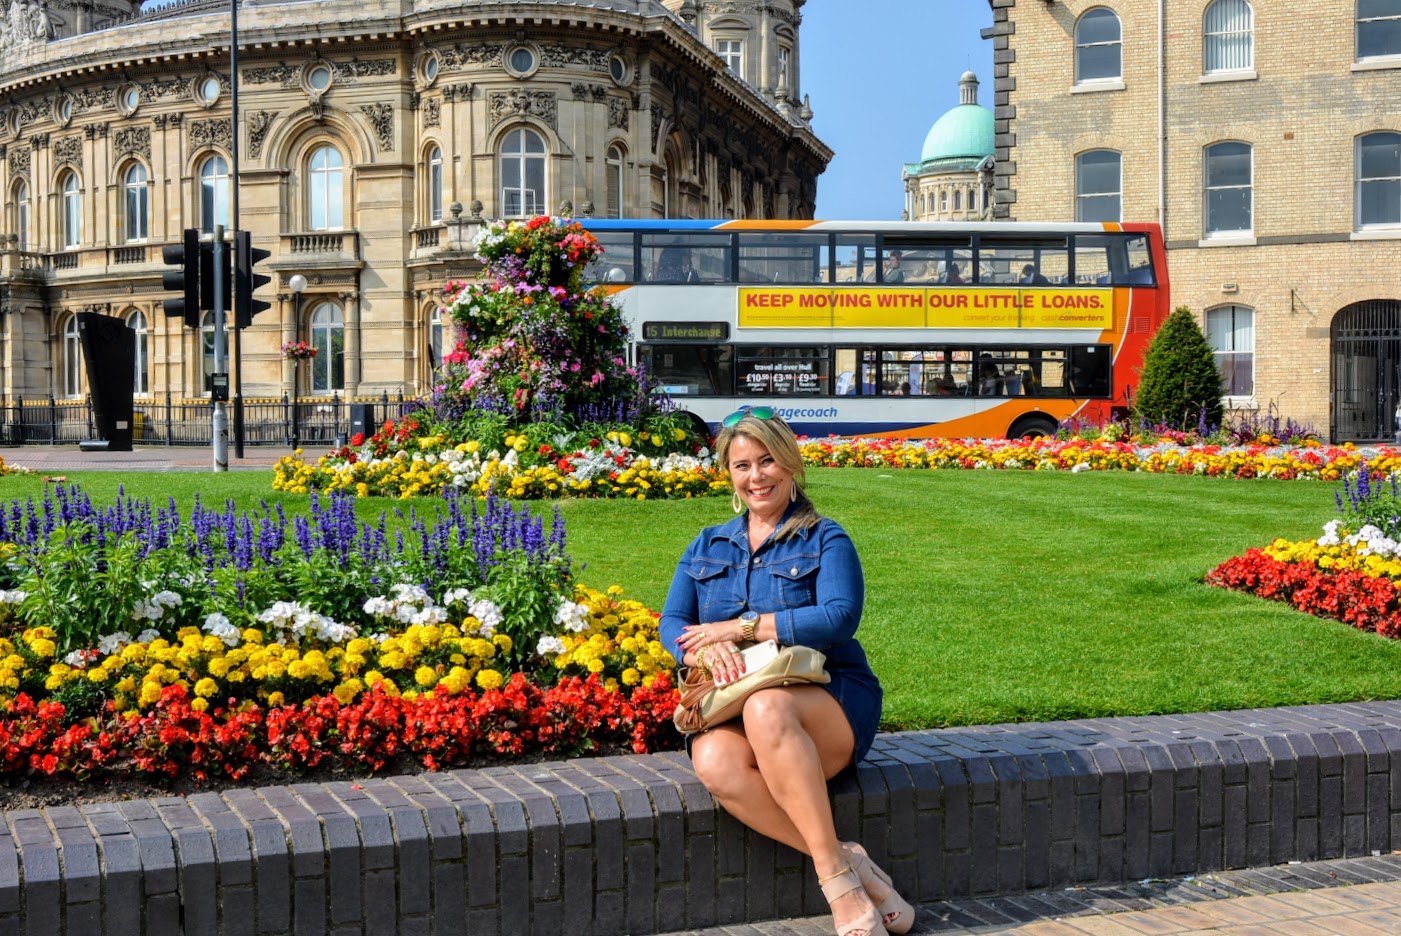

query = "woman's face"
[[728, 433, 794, 518]]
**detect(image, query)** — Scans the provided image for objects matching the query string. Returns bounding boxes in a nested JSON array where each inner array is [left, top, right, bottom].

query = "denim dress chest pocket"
[[685, 558, 740, 623], [765, 552, 821, 610]]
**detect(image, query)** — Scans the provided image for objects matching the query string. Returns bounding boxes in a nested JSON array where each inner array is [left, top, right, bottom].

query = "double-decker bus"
[[579, 220, 1170, 439]]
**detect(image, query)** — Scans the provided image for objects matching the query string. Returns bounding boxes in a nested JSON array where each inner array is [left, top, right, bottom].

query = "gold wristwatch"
[[739, 610, 758, 643]]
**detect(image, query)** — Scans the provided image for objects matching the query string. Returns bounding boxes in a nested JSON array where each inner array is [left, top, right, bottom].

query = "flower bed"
[[0, 455, 29, 476], [0, 485, 683, 784], [1207, 473, 1401, 637], [800, 437, 1400, 481]]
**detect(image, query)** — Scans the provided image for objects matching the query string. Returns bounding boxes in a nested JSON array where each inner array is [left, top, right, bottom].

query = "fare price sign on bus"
[[736, 286, 1115, 330]]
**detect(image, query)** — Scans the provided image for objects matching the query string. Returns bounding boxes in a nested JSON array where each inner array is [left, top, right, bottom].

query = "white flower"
[[554, 599, 592, 634], [202, 613, 242, 647], [412, 606, 448, 626], [536, 635, 566, 656], [152, 590, 182, 608], [136, 628, 162, 644], [442, 588, 474, 608], [98, 631, 133, 655], [469, 599, 503, 635], [1071, 462, 1092, 473], [0, 589, 27, 606]]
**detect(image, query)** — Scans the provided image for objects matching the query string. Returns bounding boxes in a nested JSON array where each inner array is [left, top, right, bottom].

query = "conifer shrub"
[[1132, 305, 1225, 430]]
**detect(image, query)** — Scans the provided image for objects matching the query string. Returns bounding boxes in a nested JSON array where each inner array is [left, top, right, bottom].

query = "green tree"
[[1132, 305, 1225, 430]]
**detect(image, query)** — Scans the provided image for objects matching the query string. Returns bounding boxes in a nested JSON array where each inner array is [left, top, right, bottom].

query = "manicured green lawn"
[[6, 467, 1398, 731]]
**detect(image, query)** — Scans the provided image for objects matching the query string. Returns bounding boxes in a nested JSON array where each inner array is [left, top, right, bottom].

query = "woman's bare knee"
[[690, 729, 756, 798]]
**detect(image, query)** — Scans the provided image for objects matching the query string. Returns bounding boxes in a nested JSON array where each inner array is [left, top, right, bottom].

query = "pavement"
[[0, 444, 302, 473], [8, 447, 1401, 935], [658, 854, 1401, 935]]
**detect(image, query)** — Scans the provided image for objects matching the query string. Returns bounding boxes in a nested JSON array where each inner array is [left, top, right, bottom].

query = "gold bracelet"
[[740, 619, 757, 643], [696, 645, 714, 676]]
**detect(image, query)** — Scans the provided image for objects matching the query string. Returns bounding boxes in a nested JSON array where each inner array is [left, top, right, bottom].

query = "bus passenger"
[[1019, 263, 1049, 286], [882, 250, 906, 284], [656, 247, 699, 283], [941, 262, 964, 285], [978, 360, 1002, 396]]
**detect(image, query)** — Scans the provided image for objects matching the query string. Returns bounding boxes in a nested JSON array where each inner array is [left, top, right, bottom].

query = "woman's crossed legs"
[[690, 685, 883, 935]]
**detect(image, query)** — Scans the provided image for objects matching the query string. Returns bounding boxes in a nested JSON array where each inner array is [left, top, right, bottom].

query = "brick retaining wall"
[[5, 700, 1401, 934]]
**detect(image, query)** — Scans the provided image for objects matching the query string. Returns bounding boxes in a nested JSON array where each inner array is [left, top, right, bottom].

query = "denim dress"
[[659, 506, 884, 762]]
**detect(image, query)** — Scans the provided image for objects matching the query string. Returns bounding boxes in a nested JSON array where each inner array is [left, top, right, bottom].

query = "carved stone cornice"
[[440, 43, 502, 70], [144, 78, 189, 102], [540, 44, 611, 72], [242, 59, 395, 88], [488, 90, 556, 130], [72, 87, 112, 113], [571, 83, 608, 103], [114, 125, 150, 161], [190, 118, 232, 149], [83, 123, 108, 141], [359, 103, 393, 151], [247, 110, 277, 159], [53, 133, 82, 169], [441, 83, 472, 103]]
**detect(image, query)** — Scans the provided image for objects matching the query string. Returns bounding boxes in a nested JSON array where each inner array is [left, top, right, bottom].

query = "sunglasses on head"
[[722, 406, 775, 428]]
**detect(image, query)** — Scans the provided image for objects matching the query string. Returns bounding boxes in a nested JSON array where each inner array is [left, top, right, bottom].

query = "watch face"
[[741, 611, 758, 623]]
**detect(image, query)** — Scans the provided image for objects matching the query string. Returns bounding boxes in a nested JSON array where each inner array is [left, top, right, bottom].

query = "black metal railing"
[[0, 392, 419, 447]]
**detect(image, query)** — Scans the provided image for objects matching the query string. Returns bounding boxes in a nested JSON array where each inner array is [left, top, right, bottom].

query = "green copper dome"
[[918, 71, 994, 165]]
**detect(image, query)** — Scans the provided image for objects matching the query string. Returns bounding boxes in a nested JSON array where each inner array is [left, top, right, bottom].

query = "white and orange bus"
[[580, 220, 1170, 439]]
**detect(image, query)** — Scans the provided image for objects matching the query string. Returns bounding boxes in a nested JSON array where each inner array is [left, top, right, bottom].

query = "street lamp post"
[[289, 274, 307, 448]]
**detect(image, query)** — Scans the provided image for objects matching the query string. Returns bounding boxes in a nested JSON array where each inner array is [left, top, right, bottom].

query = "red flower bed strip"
[[1206, 549, 1401, 638], [0, 672, 680, 784]]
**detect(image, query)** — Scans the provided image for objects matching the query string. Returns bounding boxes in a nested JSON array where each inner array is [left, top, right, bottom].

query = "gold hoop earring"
[[732, 490, 743, 513]]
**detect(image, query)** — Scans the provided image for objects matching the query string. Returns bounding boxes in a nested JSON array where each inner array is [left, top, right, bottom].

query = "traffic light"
[[235, 230, 273, 328], [200, 238, 232, 314], [161, 228, 201, 328]]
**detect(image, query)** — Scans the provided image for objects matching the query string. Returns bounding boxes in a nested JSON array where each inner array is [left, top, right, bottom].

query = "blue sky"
[[802, 1, 994, 220]]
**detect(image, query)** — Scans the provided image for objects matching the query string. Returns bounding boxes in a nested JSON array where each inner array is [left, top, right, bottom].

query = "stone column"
[[341, 290, 360, 398]]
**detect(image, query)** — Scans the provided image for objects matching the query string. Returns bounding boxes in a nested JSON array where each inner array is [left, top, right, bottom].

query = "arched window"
[[128, 310, 149, 395], [953, 190, 963, 211], [1205, 305, 1254, 397], [1358, 131, 1401, 228], [1204, 141, 1253, 236], [499, 127, 546, 218], [199, 155, 230, 234], [1204, 0, 1253, 72], [61, 171, 81, 248], [309, 302, 345, 392], [1076, 150, 1122, 222], [427, 145, 443, 224], [62, 315, 82, 397], [123, 163, 149, 242], [11, 179, 28, 251], [940, 190, 948, 212], [1075, 8, 1122, 83], [606, 144, 624, 219], [308, 145, 344, 231], [1358, 0, 1401, 60], [429, 306, 445, 372]]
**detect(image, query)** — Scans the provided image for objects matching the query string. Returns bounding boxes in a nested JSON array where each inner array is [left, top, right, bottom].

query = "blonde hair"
[[716, 413, 820, 540]]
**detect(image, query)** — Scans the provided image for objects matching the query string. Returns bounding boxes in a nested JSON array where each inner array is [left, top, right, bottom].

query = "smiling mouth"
[[749, 485, 775, 497]]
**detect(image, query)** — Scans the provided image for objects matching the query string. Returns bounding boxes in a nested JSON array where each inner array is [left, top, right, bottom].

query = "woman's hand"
[[679, 622, 746, 684]]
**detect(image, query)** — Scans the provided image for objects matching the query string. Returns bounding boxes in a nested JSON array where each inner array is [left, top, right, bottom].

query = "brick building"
[[988, 0, 1401, 441], [0, 0, 829, 414]]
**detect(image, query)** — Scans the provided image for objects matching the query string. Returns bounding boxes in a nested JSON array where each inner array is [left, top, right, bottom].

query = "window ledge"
[[1197, 235, 1257, 248], [1070, 79, 1126, 94], [1222, 397, 1259, 411], [1199, 69, 1257, 84], [1353, 56, 1401, 72], [1351, 228, 1401, 240]]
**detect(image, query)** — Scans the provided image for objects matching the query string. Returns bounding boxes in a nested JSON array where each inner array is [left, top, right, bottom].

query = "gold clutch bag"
[[673, 641, 831, 736]]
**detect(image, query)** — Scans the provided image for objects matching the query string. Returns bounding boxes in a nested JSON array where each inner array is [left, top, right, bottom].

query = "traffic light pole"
[[230, 0, 244, 459], [212, 225, 229, 472]]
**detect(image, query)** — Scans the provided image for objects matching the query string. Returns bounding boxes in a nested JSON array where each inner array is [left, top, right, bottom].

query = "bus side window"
[[1068, 346, 1112, 397]]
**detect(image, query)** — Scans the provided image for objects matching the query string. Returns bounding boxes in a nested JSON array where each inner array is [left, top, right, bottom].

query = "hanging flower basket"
[[282, 341, 317, 361]]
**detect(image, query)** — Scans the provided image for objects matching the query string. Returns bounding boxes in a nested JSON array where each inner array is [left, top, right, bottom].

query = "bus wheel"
[[1008, 415, 1059, 439], [679, 410, 714, 443]]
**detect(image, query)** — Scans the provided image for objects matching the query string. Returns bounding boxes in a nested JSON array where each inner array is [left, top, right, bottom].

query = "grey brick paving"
[[11, 702, 1401, 932]]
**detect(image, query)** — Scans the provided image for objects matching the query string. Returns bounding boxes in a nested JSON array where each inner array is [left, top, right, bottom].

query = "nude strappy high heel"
[[842, 842, 915, 935], [818, 864, 889, 936]]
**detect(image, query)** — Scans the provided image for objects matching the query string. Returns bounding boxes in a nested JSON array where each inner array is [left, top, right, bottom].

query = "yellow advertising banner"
[[736, 287, 1114, 330]]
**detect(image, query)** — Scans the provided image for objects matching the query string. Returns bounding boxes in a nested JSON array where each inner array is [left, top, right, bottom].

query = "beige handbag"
[[673, 640, 831, 735]]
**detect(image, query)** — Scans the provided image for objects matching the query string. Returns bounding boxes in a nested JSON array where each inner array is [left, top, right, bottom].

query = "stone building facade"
[[903, 72, 995, 223], [989, 0, 1401, 441], [0, 0, 829, 407]]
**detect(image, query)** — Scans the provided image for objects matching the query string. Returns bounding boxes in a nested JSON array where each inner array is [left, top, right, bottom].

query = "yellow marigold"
[[414, 665, 438, 688], [333, 680, 363, 704], [208, 657, 231, 678], [139, 681, 163, 707], [266, 691, 285, 707], [475, 668, 504, 690], [28, 638, 55, 658], [492, 634, 513, 654], [621, 668, 641, 686], [194, 678, 219, 698], [191, 698, 209, 713]]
